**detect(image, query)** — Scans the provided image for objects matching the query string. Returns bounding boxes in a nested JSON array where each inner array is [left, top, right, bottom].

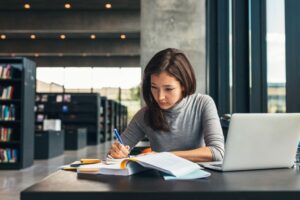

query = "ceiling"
[[0, 0, 140, 10], [0, 0, 141, 67]]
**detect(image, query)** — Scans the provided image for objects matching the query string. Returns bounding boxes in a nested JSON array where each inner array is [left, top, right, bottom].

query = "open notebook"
[[77, 152, 210, 179]]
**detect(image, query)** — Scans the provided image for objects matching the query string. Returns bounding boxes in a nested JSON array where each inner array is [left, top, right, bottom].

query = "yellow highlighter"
[[80, 158, 101, 164]]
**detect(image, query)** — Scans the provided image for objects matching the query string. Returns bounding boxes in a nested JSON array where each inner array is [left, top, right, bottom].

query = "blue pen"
[[114, 128, 124, 144]]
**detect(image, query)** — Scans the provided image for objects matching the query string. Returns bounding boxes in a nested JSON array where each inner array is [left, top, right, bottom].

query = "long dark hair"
[[142, 48, 196, 131]]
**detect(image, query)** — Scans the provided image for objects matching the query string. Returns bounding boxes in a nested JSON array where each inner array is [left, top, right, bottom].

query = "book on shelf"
[[0, 105, 16, 121], [62, 105, 69, 113], [0, 86, 14, 100], [41, 94, 48, 102], [37, 104, 44, 112], [35, 124, 43, 131], [77, 152, 209, 179], [0, 148, 18, 163], [56, 95, 63, 102], [63, 94, 71, 102], [0, 64, 13, 79], [0, 127, 13, 142], [36, 114, 45, 122]]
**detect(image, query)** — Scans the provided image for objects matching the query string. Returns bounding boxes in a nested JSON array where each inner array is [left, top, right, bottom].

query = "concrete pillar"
[[141, 0, 206, 93]]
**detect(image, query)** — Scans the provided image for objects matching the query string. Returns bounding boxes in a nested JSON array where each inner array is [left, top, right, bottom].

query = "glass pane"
[[229, 0, 233, 113], [266, 0, 286, 113], [64, 67, 93, 89], [36, 67, 64, 92], [36, 67, 142, 122], [37, 67, 141, 90]]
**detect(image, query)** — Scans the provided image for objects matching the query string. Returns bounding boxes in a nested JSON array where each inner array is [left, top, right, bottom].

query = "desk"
[[21, 167, 300, 200]]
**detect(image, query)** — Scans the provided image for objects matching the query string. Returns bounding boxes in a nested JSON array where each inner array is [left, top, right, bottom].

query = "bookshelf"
[[121, 105, 128, 132], [35, 93, 101, 145], [106, 100, 115, 141], [0, 58, 36, 169], [114, 100, 121, 133], [100, 97, 108, 143], [34, 130, 64, 159], [64, 128, 87, 150], [107, 100, 128, 139]]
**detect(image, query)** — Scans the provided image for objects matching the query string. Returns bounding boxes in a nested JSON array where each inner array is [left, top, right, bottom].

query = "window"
[[266, 0, 286, 113]]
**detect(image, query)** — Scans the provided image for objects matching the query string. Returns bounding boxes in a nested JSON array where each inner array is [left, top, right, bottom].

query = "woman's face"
[[150, 71, 184, 110]]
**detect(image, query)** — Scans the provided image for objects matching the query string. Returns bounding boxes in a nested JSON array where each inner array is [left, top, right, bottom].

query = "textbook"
[[77, 152, 208, 178]]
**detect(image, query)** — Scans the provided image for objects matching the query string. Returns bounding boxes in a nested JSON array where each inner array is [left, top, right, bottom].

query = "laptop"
[[201, 113, 300, 171]]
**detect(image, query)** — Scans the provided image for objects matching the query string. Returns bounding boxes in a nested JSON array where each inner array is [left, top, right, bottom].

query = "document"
[[77, 152, 210, 179]]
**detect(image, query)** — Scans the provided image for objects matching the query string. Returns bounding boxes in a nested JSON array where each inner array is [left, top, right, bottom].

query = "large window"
[[266, 0, 286, 113], [207, 0, 300, 114], [37, 67, 141, 90], [36, 67, 142, 121]]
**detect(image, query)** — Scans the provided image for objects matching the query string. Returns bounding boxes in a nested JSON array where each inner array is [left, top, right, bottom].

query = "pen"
[[114, 128, 124, 144]]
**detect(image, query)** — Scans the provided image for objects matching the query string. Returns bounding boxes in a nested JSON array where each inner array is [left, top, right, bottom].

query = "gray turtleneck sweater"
[[121, 93, 225, 161]]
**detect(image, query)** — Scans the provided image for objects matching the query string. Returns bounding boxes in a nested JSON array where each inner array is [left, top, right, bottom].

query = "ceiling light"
[[60, 34, 66, 39], [65, 3, 71, 9], [120, 34, 126, 40], [24, 3, 31, 9], [105, 3, 112, 9], [90, 34, 96, 39], [0, 34, 6, 40], [30, 34, 36, 39]]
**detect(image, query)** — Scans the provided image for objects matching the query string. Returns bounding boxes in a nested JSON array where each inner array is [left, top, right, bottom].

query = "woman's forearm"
[[172, 147, 213, 162]]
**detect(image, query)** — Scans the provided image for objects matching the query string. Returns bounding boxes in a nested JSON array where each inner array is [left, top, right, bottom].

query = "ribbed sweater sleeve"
[[201, 96, 225, 161]]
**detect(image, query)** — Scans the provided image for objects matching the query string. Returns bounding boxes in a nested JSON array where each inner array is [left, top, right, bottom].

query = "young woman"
[[108, 48, 224, 162]]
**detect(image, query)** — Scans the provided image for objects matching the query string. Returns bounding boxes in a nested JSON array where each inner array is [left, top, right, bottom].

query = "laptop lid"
[[221, 113, 300, 171]]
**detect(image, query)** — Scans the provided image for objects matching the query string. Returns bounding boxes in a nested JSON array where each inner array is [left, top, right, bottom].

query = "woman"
[[109, 48, 224, 162]]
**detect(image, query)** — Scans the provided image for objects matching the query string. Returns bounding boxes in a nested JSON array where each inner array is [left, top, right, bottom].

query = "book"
[[60, 159, 101, 171], [0, 65, 3, 78], [77, 152, 208, 178], [56, 95, 63, 102], [78, 161, 146, 176]]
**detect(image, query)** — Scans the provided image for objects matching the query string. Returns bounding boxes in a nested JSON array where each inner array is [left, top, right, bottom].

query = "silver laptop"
[[201, 113, 300, 171]]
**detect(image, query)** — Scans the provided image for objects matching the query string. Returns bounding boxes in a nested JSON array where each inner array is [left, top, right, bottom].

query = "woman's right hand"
[[108, 142, 130, 159]]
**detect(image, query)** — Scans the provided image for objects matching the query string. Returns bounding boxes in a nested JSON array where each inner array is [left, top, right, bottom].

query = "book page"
[[135, 152, 201, 177], [103, 157, 125, 165], [162, 169, 211, 180]]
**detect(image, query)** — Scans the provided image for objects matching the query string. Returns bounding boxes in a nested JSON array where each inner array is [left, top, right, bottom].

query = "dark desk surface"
[[21, 166, 300, 200]]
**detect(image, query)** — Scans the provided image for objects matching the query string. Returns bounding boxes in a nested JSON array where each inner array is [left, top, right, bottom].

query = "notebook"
[[59, 159, 101, 171], [77, 152, 206, 178], [201, 113, 300, 171]]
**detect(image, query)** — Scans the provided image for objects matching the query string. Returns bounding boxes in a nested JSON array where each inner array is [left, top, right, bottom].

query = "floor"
[[0, 142, 113, 200]]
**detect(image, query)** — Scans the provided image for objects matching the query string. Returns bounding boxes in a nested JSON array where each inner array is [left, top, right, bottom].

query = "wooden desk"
[[21, 166, 300, 200]]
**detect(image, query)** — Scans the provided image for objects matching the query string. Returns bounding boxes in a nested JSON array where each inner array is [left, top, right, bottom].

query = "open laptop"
[[201, 113, 300, 171]]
